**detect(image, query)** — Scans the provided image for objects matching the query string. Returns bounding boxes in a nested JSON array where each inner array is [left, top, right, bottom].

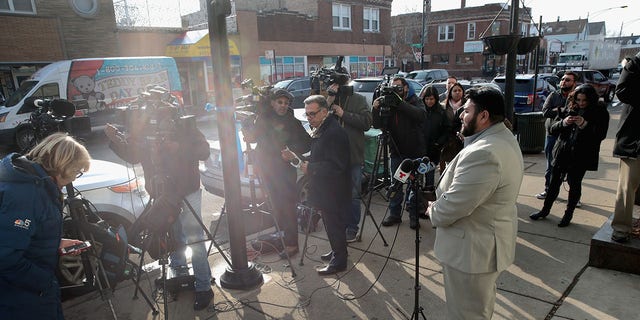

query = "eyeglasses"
[[304, 109, 323, 118], [75, 171, 84, 179]]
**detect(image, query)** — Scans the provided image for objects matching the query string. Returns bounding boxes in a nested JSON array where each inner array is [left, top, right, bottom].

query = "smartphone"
[[60, 241, 91, 255]]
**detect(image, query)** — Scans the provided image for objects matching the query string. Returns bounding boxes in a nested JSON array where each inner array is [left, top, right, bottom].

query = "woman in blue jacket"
[[0, 133, 90, 319]]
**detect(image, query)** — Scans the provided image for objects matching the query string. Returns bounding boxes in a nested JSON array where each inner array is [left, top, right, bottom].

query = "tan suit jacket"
[[429, 122, 523, 274]]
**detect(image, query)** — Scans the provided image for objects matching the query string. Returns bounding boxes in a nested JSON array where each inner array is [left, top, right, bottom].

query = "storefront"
[[165, 29, 241, 110]]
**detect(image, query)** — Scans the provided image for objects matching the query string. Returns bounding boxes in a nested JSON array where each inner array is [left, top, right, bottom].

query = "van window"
[[35, 83, 61, 100], [17, 83, 60, 114], [6, 80, 38, 107]]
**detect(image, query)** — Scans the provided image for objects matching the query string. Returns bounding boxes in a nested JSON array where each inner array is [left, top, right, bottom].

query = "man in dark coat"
[[372, 76, 427, 229], [611, 52, 640, 243], [244, 89, 311, 257], [301, 95, 351, 275]]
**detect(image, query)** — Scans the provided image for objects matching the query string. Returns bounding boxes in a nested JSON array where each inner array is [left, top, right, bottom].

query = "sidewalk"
[[62, 104, 640, 320]]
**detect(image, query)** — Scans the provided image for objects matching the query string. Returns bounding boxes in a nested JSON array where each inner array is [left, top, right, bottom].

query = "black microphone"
[[393, 157, 436, 184]]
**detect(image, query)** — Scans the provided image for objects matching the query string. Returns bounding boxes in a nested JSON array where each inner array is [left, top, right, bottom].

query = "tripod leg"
[[127, 258, 159, 315], [298, 207, 316, 266], [183, 198, 231, 267], [357, 133, 389, 246]]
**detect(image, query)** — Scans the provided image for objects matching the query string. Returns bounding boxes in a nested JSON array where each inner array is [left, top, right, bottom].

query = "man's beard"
[[460, 114, 479, 137], [561, 86, 572, 92]]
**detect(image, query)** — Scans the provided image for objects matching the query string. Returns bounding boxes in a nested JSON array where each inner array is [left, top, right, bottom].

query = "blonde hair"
[[26, 133, 91, 180]]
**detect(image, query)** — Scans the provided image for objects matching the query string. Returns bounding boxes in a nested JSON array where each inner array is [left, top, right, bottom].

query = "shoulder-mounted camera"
[[373, 75, 403, 117], [310, 56, 352, 96]]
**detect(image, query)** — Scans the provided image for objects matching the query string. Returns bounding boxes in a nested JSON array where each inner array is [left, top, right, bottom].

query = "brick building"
[[391, 2, 532, 79]]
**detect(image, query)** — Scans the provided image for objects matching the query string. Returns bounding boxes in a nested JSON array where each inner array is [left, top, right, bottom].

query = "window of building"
[[259, 56, 306, 83], [332, 3, 351, 30], [0, 0, 36, 14], [432, 54, 450, 65], [467, 22, 476, 40], [70, 0, 99, 18], [456, 54, 474, 65], [349, 56, 384, 78], [491, 22, 501, 36], [363, 7, 379, 32], [438, 24, 455, 42]]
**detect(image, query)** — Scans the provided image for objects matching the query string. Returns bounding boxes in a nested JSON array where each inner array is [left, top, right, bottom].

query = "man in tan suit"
[[427, 86, 523, 320]]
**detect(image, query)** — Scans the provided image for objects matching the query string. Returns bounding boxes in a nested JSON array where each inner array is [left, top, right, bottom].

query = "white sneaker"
[[535, 191, 547, 199]]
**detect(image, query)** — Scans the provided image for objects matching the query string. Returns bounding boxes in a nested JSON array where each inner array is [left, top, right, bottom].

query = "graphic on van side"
[[67, 59, 182, 114]]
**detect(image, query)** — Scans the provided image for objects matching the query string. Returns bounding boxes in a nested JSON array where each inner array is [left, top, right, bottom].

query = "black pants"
[[262, 166, 299, 248], [543, 165, 587, 214], [320, 207, 348, 268]]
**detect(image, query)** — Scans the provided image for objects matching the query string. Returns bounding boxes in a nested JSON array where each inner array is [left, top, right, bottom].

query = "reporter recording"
[[372, 76, 426, 229], [242, 88, 311, 258], [104, 88, 214, 310]]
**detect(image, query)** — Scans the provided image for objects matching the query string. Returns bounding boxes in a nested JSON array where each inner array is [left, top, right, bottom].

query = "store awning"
[[165, 29, 239, 58]]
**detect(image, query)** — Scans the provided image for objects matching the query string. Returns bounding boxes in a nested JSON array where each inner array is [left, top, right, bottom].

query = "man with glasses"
[[243, 89, 311, 259], [536, 71, 577, 201], [300, 95, 351, 275]]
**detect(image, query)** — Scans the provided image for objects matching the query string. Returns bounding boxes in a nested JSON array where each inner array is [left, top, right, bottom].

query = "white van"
[[0, 56, 183, 147]]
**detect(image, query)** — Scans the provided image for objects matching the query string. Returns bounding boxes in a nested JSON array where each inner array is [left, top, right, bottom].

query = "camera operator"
[[242, 89, 311, 259], [104, 98, 214, 310], [372, 76, 426, 229], [324, 70, 372, 244]]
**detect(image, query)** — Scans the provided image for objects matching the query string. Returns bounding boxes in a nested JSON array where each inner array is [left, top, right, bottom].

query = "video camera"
[[373, 75, 404, 117], [115, 85, 195, 145], [310, 56, 353, 97]]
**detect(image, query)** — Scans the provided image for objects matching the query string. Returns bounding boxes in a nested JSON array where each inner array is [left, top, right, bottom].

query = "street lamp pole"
[[420, 0, 430, 69], [585, 5, 628, 40]]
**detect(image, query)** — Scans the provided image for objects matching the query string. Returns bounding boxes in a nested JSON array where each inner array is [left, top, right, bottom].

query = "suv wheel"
[[605, 86, 615, 102]]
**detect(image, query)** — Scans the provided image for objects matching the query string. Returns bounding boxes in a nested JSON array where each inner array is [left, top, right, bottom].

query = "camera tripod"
[[357, 128, 397, 245], [131, 191, 227, 320], [210, 142, 297, 277], [63, 183, 157, 320]]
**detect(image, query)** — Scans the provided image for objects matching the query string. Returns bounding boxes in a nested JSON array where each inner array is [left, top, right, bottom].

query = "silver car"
[[59, 159, 148, 289]]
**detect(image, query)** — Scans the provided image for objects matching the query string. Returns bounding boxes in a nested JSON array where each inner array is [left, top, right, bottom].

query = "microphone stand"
[[408, 170, 427, 320]]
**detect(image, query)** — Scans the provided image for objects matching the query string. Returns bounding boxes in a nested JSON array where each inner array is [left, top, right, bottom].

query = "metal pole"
[[207, 0, 263, 290], [504, 0, 519, 125], [420, 0, 429, 69], [531, 16, 542, 112]]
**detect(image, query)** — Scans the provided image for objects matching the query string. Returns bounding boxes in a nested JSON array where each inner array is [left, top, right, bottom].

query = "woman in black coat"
[[420, 85, 451, 186], [530, 84, 609, 227]]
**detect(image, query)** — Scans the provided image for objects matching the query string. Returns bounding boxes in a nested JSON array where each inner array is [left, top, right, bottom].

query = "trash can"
[[363, 128, 384, 176], [515, 112, 545, 154]]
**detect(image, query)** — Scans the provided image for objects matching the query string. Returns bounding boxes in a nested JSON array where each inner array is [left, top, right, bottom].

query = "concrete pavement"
[[62, 104, 640, 319]]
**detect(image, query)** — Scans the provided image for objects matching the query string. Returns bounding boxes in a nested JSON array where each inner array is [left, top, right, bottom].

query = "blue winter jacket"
[[0, 153, 65, 319]]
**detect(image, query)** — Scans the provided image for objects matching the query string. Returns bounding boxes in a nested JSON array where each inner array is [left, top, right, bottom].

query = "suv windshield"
[[273, 79, 293, 89], [6, 80, 38, 107]]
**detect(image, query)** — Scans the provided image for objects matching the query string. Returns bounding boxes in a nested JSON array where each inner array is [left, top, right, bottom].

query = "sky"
[[392, 0, 640, 37]]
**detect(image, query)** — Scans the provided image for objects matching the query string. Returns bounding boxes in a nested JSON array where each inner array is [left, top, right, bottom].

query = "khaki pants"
[[442, 264, 501, 320], [612, 158, 640, 233]]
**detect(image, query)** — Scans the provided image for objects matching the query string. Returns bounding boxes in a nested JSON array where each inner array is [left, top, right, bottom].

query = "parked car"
[[272, 77, 312, 109], [58, 159, 148, 290], [491, 74, 555, 113], [405, 69, 449, 85], [351, 77, 424, 107], [556, 69, 616, 102]]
